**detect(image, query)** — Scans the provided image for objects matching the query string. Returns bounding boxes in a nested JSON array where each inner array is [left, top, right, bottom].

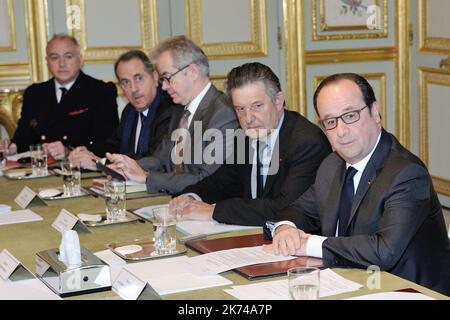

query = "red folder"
[[186, 233, 324, 280]]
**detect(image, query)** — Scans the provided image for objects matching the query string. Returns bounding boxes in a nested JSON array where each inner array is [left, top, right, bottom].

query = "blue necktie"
[[338, 166, 358, 236], [136, 113, 146, 154]]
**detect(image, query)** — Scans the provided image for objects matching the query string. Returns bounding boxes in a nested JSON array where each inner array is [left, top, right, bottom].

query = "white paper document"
[[347, 292, 435, 300], [123, 256, 232, 295], [183, 246, 296, 276], [177, 220, 261, 236], [95, 249, 127, 267], [6, 151, 31, 162], [94, 252, 232, 296], [0, 278, 62, 300], [225, 269, 363, 300], [0, 209, 43, 226], [134, 204, 261, 236]]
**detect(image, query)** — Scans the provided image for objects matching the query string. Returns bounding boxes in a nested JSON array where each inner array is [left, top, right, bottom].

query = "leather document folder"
[[186, 233, 324, 280]]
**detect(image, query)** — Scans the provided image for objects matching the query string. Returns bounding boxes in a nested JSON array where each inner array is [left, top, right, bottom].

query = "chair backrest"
[[0, 90, 24, 139]]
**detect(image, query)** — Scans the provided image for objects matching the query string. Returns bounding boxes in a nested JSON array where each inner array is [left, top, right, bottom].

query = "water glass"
[[288, 267, 320, 300], [30, 144, 48, 176], [152, 206, 177, 255], [60, 160, 81, 196], [104, 179, 126, 222]]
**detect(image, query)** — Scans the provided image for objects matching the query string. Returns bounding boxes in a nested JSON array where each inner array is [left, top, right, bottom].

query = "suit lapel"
[[346, 130, 392, 231], [262, 112, 290, 196], [188, 85, 218, 132], [322, 159, 346, 236]]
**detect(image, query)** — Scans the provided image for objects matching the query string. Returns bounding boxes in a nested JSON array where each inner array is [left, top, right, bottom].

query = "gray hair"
[[46, 34, 81, 55], [152, 35, 209, 78]]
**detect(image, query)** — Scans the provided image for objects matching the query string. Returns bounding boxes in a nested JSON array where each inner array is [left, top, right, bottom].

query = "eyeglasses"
[[119, 73, 148, 89], [320, 105, 368, 130], [158, 64, 190, 86]]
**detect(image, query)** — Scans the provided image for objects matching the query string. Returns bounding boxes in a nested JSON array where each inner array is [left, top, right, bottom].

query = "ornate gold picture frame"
[[312, 0, 388, 41]]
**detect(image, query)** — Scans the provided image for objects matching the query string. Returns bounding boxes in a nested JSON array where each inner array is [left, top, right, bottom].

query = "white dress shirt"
[[250, 112, 284, 199], [184, 82, 211, 128], [55, 79, 76, 103]]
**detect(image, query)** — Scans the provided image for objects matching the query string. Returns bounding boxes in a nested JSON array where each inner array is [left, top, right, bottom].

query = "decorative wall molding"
[[67, 0, 159, 64], [305, 47, 396, 64], [186, 0, 268, 59], [0, 0, 17, 52], [419, 0, 450, 53], [418, 67, 450, 196]]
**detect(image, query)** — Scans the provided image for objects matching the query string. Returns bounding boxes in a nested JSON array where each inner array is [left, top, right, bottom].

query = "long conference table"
[[0, 172, 448, 300]]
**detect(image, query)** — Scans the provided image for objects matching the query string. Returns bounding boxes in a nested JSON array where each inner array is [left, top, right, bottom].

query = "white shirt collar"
[[55, 78, 76, 91], [141, 108, 149, 117], [184, 82, 211, 125], [346, 132, 382, 172]]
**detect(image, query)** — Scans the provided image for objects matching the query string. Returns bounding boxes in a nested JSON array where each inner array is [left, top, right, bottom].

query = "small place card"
[[35, 255, 51, 277], [51, 209, 91, 234], [0, 249, 34, 281], [14, 186, 47, 209], [112, 269, 161, 300]]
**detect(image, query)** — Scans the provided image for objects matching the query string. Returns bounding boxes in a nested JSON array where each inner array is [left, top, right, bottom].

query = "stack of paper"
[[225, 269, 363, 300], [95, 250, 232, 296], [181, 246, 296, 275], [0, 205, 12, 214], [347, 292, 435, 300], [91, 179, 147, 194], [0, 279, 62, 300], [0, 210, 43, 226], [134, 204, 261, 236]]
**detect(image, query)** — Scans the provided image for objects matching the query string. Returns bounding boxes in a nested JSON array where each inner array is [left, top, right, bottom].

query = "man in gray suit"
[[107, 36, 238, 194], [265, 73, 450, 295]]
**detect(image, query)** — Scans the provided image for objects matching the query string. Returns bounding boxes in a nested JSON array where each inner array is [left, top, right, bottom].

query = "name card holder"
[[14, 186, 47, 209], [112, 268, 162, 300], [0, 249, 34, 281], [51, 209, 91, 234]]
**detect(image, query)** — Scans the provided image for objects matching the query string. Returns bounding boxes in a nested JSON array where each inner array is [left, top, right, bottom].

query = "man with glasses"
[[264, 73, 450, 295], [107, 36, 239, 194], [169, 62, 330, 226], [68, 50, 181, 170], [0, 34, 118, 160]]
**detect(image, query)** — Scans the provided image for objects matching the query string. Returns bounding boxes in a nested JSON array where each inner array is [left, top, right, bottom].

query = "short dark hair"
[[114, 50, 154, 80], [313, 73, 377, 116], [226, 62, 283, 105]]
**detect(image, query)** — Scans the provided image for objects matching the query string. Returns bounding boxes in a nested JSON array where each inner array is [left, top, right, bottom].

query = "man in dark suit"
[[68, 50, 181, 170], [107, 36, 239, 194], [169, 63, 331, 226], [266, 73, 450, 295], [1, 34, 118, 160]]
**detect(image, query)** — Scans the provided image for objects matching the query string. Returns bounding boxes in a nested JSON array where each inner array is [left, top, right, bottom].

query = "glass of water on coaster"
[[152, 206, 177, 255], [104, 179, 126, 223], [288, 267, 320, 300], [30, 144, 48, 176], [60, 160, 81, 196]]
